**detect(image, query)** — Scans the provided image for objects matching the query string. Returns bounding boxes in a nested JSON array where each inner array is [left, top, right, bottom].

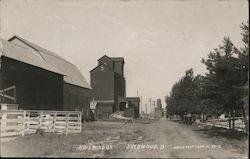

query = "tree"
[[166, 68, 203, 122], [238, 22, 249, 134], [202, 36, 247, 130], [166, 22, 249, 131]]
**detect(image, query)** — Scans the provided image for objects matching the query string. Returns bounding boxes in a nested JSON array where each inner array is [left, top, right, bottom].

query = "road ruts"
[[125, 118, 247, 158]]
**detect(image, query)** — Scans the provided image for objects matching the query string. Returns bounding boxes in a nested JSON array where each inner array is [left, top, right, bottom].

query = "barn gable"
[[8, 36, 91, 89], [0, 39, 64, 75]]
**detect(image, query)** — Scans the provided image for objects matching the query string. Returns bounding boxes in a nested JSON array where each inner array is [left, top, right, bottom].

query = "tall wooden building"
[[90, 55, 140, 119], [90, 55, 126, 119], [0, 36, 91, 119]]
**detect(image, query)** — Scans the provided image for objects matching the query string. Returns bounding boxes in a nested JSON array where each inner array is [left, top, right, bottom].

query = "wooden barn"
[[0, 36, 92, 119]]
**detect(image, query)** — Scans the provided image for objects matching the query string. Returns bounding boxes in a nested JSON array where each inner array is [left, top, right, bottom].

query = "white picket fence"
[[0, 110, 82, 138]]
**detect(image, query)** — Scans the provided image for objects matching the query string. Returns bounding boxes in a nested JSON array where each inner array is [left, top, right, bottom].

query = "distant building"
[[123, 97, 140, 118], [142, 98, 155, 114], [0, 36, 91, 119], [154, 99, 164, 117], [90, 55, 139, 119], [157, 99, 162, 109]]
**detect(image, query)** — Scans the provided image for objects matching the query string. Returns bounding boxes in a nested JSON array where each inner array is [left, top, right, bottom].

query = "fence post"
[[66, 113, 69, 135], [39, 111, 42, 129], [0, 112, 3, 138], [27, 111, 30, 133], [14, 86, 16, 103], [53, 112, 57, 133], [79, 112, 82, 133], [1, 112, 6, 132], [22, 111, 26, 136]]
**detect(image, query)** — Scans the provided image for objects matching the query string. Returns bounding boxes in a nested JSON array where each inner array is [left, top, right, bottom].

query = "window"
[[101, 66, 104, 71]]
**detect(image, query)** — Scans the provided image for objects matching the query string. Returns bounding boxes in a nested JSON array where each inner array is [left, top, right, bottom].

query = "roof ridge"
[[6, 36, 91, 89], [98, 55, 125, 63], [4, 39, 29, 50], [97, 55, 112, 61], [6, 39, 48, 62], [110, 57, 124, 59], [9, 35, 75, 65], [1, 39, 65, 75]]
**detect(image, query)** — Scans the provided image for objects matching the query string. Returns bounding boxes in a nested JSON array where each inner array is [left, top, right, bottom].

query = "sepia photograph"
[[0, 0, 249, 158]]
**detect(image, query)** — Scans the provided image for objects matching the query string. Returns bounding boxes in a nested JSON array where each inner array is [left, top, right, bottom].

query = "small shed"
[[124, 97, 140, 118]]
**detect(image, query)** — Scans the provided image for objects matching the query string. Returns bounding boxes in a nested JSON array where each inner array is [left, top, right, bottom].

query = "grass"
[[172, 119, 248, 155], [1, 121, 145, 158], [192, 124, 248, 155], [194, 125, 247, 140]]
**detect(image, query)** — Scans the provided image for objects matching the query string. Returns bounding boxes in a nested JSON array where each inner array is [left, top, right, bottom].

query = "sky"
[[0, 0, 248, 111]]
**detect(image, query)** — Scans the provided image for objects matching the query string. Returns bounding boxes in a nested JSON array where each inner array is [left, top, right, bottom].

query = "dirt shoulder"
[[190, 121, 249, 155]]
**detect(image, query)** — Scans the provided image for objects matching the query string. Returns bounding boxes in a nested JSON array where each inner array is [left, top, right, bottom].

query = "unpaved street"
[[1, 118, 248, 158], [124, 118, 247, 158]]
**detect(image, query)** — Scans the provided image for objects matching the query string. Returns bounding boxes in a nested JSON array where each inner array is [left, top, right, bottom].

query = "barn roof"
[[0, 39, 64, 75], [1, 36, 91, 89]]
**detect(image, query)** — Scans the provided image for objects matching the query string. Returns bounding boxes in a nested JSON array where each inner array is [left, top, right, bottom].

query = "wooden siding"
[[123, 107, 136, 118], [63, 83, 91, 120], [0, 57, 63, 110], [96, 104, 113, 119], [114, 74, 126, 111], [114, 61, 124, 76], [125, 99, 140, 118], [98, 56, 114, 71], [91, 65, 115, 101]]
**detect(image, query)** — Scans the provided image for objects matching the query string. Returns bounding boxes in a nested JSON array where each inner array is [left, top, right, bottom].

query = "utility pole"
[[0, 58, 2, 102], [140, 96, 142, 114], [149, 98, 152, 115]]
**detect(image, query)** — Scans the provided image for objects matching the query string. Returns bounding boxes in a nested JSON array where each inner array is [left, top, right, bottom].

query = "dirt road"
[[1, 118, 248, 158], [124, 118, 247, 158]]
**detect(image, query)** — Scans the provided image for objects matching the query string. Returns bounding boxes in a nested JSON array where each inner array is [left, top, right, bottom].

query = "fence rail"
[[0, 110, 82, 138], [207, 116, 244, 122], [204, 116, 246, 132]]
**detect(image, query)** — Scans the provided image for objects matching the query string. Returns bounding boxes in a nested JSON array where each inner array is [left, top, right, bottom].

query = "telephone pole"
[[140, 96, 142, 114], [149, 98, 152, 115]]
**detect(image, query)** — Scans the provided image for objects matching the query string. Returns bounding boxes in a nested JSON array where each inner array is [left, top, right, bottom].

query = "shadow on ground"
[[169, 119, 248, 155], [193, 126, 247, 140], [192, 123, 248, 155]]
